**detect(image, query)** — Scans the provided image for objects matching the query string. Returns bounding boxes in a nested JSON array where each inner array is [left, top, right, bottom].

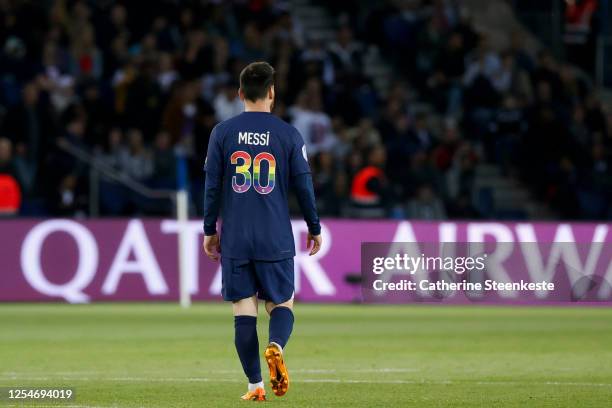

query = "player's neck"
[[244, 100, 272, 113]]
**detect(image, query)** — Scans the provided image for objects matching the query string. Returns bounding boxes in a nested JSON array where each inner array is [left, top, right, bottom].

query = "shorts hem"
[[223, 293, 257, 302], [257, 291, 294, 305]]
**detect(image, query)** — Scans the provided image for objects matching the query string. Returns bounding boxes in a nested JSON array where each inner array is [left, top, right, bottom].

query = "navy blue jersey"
[[204, 111, 319, 261]]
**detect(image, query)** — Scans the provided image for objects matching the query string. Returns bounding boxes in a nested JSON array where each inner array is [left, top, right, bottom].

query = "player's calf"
[[265, 302, 294, 397], [233, 296, 264, 400]]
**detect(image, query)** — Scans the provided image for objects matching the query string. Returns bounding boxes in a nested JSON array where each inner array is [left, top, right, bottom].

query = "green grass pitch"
[[1, 303, 612, 407]]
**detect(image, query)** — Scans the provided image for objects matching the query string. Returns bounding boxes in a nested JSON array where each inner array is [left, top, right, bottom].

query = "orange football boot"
[[264, 343, 289, 396], [240, 387, 266, 401]]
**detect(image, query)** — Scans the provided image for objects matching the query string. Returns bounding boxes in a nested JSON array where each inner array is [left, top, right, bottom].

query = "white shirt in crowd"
[[214, 93, 244, 122], [290, 107, 337, 155]]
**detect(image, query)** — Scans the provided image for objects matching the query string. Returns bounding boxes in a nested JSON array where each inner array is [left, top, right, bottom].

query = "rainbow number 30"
[[231, 151, 276, 194]]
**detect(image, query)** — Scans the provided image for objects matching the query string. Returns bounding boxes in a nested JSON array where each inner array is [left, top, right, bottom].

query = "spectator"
[[178, 29, 213, 80], [492, 52, 533, 102], [563, 0, 598, 75], [407, 151, 444, 199], [55, 174, 81, 215], [2, 82, 57, 168], [162, 80, 200, 144], [384, 114, 413, 188], [349, 144, 390, 218], [428, 31, 466, 114], [119, 128, 153, 181], [415, 15, 445, 83], [488, 95, 526, 172], [409, 113, 435, 153], [124, 61, 163, 141], [82, 82, 112, 147], [290, 88, 337, 155], [96, 128, 126, 215], [299, 38, 335, 87], [347, 118, 381, 148], [576, 142, 612, 218], [312, 151, 346, 216], [328, 24, 363, 82], [41, 41, 77, 114], [151, 130, 177, 189], [0, 137, 24, 213], [96, 127, 124, 170], [238, 23, 266, 62], [432, 119, 461, 172], [213, 81, 243, 121], [532, 51, 563, 99], [508, 31, 535, 73], [70, 24, 103, 80], [157, 52, 179, 93], [446, 143, 478, 202], [0, 137, 19, 183], [406, 184, 447, 220]]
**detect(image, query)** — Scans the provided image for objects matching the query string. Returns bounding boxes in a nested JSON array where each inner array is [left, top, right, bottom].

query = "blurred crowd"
[[0, 0, 610, 219]]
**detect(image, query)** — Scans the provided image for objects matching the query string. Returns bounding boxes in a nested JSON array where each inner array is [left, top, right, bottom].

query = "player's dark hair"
[[239, 62, 275, 102]]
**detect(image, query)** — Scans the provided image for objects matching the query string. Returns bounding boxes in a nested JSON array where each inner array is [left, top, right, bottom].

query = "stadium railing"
[[56, 139, 193, 308]]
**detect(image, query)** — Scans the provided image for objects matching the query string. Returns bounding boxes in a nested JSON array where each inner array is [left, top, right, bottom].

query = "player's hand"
[[203, 234, 221, 261], [307, 233, 322, 256]]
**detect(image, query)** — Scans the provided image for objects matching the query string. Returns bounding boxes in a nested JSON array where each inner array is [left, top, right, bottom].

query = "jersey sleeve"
[[289, 129, 311, 177], [289, 128, 320, 236], [292, 172, 321, 236], [204, 126, 223, 176], [203, 126, 223, 235]]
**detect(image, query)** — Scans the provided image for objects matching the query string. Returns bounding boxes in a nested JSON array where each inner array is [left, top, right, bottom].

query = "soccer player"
[[202, 61, 322, 402]]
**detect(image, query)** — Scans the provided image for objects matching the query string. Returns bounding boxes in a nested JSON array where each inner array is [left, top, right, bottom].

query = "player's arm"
[[290, 133, 322, 256], [293, 173, 322, 255], [203, 126, 223, 261]]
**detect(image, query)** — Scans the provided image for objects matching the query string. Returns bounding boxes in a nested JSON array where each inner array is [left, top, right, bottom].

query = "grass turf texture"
[[1, 304, 611, 407]]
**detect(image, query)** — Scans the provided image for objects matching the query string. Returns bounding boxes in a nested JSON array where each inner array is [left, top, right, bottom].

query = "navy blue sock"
[[269, 307, 294, 349], [234, 316, 262, 384]]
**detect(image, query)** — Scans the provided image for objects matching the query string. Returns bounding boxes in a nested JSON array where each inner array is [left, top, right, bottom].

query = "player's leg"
[[263, 297, 294, 397], [221, 258, 265, 401], [254, 258, 294, 397], [233, 296, 265, 401], [265, 297, 294, 350]]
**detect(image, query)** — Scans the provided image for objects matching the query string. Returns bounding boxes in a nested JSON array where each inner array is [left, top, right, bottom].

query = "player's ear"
[[269, 85, 275, 100], [238, 88, 245, 101]]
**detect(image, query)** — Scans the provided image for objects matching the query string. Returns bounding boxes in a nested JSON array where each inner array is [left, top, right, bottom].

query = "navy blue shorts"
[[221, 257, 294, 304]]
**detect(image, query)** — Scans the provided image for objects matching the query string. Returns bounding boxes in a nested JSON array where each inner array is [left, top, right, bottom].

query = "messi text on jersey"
[[238, 131, 270, 146]]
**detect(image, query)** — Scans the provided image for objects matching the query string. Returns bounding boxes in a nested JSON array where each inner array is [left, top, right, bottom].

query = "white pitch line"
[[1, 376, 611, 388], [353, 368, 419, 373], [1, 368, 418, 376], [298, 379, 612, 387], [2, 367, 580, 375]]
